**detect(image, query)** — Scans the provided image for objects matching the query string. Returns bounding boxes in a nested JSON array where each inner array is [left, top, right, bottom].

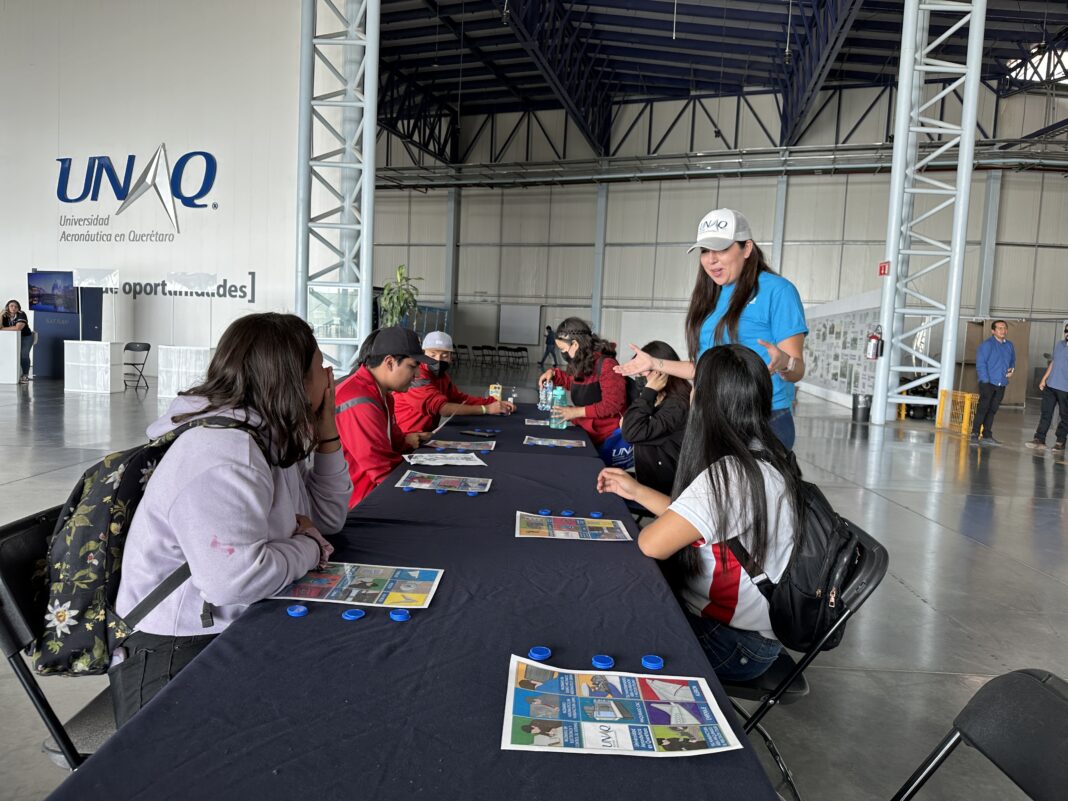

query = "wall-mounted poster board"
[[498, 304, 541, 345]]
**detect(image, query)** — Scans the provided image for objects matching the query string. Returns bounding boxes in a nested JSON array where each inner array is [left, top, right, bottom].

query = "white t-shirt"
[[667, 458, 796, 640]]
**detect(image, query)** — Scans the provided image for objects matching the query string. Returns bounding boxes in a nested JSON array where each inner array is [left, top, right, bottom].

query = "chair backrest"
[[0, 507, 61, 658], [124, 342, 151, 354], [955, 669, 1068, 801]]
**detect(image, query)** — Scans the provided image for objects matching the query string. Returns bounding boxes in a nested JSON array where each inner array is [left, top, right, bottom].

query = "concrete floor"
[[2, 369, 1064, 801]]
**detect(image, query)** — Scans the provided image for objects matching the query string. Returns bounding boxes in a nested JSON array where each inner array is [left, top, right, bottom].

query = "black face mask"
[[428, 359, 450, 377], [560, 349, 573, 364], [633, 376, 647, 392]]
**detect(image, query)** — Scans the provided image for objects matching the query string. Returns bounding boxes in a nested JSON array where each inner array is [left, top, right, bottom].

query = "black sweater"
[[621, 387, 688, 496]]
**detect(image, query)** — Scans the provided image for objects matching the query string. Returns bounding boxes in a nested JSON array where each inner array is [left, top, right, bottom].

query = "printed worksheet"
[[525, 419, 574, 427], [404, 453, 487, 467], [396, 470, 493, 493], [273, 562, 443, 608], [431, 414, 454, 433], [515, 511, 631, 541], [425, 439, 497, 451], [502, 655, 742, 757], [522, 436, 585, 448]]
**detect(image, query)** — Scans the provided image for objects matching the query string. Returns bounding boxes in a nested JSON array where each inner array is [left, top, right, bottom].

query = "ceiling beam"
[[378, 61, 460, 164], [489, 0, 615, 156]]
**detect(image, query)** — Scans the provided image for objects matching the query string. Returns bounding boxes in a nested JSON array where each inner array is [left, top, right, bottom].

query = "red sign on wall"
[[878, 260, 891, 277]]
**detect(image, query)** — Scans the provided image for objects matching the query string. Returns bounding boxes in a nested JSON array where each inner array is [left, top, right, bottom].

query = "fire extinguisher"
[[865, 325, 884, 360]]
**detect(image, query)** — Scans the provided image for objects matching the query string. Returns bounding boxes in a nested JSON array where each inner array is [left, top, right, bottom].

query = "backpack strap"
[[725, 537, 774, 602], [124, 416, 269, 632]]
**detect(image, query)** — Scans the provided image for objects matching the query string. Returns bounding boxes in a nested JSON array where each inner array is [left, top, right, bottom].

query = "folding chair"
[[454, 344, 469, 367], [0, 506, 116, 770], [890, 668, 1068, 801], [721, 526, 889, 801], [123, 342, 151, 389]]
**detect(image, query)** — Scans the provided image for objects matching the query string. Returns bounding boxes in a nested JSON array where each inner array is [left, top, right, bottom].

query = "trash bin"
[[852, 393, 872, 423]]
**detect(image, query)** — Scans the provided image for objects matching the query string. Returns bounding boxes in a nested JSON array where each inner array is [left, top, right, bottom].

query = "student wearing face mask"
[[393, 331, 516, 435], [538, 318, 630, 458]]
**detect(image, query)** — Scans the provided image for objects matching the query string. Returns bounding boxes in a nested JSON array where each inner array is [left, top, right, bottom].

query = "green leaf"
[[46, 639, 62, 654]]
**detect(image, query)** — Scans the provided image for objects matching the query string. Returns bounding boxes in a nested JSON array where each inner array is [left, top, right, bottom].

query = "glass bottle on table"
[[549, 387, 568, 429]]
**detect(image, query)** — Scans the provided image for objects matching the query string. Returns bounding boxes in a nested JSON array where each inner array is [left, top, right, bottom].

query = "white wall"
[[0, 0, 301, 375]]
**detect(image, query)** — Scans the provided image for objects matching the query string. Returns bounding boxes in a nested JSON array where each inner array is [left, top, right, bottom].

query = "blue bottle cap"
[[457, 448, 467, 453], [286, 605, 309, 618], [548, 443, 556, 448], [479, 450, 490, 455], [466, 491, 478, 497], [389, 609, 411, 622], [435, 447, 445, 452], [592, 654, 614, 670], [564, 444, 574, 449], [589, 511, 603, 518], [493, 428, 502, 433], [342, 608, 366, 621], [435, 488, 448, 495], [402, 486, 415, 492], [528, 646, 552, 662], [524, 441, 533, 446], [538, 508, 552, 516], [641, 654, 664, 671], [560, 509, 574, 517]]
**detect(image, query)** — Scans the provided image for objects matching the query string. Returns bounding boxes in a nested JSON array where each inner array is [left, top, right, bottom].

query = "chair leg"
[[751, 721, 803, 801], [8, 653, 84, 770], [890, 730, 963, 801]]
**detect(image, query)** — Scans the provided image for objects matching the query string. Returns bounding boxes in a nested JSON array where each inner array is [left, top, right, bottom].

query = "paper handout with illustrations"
[[514, 511, 631, 541], [525, 419, 573, 427], [404, 453, 487, 467], [396, 470, 493, 493], [425, 439, 496, 451], [273, 562, 443, 608], [502, 655, 742, 757], [522, 436, 585, 448]]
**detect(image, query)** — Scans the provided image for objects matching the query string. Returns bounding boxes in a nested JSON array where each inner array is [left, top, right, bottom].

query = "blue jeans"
[[19, 335, 31, 377], [769, 408, 795, 450], [686, 614, 782, 682]]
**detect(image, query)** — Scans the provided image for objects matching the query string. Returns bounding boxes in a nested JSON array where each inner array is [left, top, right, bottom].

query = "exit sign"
[[879, 261, 891, 276]]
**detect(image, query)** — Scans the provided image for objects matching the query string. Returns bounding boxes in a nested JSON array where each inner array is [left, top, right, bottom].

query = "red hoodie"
[[393, 363, 495, 435], [551, 355, 627, 446], [335, 366, 411, 508]]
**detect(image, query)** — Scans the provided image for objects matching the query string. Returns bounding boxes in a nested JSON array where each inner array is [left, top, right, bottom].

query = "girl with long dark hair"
[[1, 299, 33, 382], [620, 340, 690, 495], [598, 345, 803, 681], [110, 313, 352, 725], [617, 209, 808, 448], [538, 318, 630, 461]]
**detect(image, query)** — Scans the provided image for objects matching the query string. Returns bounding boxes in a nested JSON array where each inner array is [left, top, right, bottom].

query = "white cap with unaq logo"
[[421, 330, 454, 351], [687, 208, 754, 253]]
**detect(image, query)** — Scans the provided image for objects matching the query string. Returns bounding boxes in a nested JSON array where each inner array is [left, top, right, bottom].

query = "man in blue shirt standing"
[[1026, 323, 1068, 452], [971, 320, 1015, 445]]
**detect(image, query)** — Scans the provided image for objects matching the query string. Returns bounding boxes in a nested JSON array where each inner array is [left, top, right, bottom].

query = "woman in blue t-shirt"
[[617, 209, 808, 448]]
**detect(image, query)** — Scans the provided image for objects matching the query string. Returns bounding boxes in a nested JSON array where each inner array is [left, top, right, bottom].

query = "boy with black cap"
[[335, 326, 434, 508]]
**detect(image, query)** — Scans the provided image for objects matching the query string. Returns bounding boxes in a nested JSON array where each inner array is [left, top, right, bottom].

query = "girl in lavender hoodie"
[[109, 313, 352, 726]]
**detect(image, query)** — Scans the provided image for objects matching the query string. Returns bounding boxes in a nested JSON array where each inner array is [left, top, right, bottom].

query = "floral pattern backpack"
[[29, 417, 263, 675]]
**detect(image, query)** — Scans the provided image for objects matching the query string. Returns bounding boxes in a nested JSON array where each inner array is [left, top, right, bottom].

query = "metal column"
[[871, 0, 988, 425], [975, 170, 1001, 317], [443, 188, 461, 334], [591, 183, 608, 332], [294, 0, 380, 372], [772, 175, 788, 271]]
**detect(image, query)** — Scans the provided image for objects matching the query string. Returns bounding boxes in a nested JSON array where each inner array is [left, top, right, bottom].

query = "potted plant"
[[379, 264, 421, 327]]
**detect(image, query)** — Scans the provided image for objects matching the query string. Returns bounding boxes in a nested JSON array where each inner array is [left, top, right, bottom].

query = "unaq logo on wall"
[[56, 143, 217, 242]]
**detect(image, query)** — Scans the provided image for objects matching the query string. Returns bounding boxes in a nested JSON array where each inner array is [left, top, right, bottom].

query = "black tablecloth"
[[47, 410, 777, 801], [425, 404, 591, 456]]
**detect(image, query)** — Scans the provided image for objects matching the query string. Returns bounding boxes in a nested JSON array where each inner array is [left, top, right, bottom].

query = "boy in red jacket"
[[394, 331, 516, 434], [335, 327, 433, 508]]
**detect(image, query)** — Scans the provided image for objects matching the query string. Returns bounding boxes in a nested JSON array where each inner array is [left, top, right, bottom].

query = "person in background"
[[538, 318, 630, 463], [621, 340, 690, 496], [1, 299, 33, 383], [597, 344, 802, 682], [1027, 322, 1068, 453], [335, 327, 433, 508], [110, 313, 351, 726], [616, 209, 807, 449], [394, 331, 515, 434], [971, 319, 1015, 446], [537, 325, 558, 369]]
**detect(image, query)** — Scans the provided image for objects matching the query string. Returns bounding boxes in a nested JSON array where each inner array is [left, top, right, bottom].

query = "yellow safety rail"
[[937, 389, 979, 433]]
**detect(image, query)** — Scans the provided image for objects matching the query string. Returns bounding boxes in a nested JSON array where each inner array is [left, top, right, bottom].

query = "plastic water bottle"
[[549, 387, 567, 429], [538, 381, 553, 411]]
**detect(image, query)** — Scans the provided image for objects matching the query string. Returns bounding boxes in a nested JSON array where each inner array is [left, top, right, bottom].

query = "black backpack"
[[728, 470, 861, 653], [28, 417, 264, 676]]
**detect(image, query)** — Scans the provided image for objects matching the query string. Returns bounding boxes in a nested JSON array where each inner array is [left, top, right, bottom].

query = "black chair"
[[123, 342, 151, 389], [721, 526, 889, 801], [0, 506, 116, 770], [454, 344, 469, 367], [891, 669, 1068, 801]]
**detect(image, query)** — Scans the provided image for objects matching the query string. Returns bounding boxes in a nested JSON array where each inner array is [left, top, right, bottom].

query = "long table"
[[47, 405, 777, 800]]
